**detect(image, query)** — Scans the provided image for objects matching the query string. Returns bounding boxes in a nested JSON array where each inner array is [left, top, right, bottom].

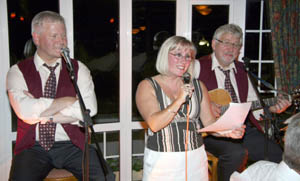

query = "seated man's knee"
[[225, 147, 247, 162], [235, 148, 247, 161]]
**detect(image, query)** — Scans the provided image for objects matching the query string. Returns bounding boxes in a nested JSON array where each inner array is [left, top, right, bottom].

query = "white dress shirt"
[[6, 53, 97, 141], [230, 161, 300, 181], [194, 53, 262, 118]]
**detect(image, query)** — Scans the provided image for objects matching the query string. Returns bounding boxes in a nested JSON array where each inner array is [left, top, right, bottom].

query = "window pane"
[[91, 131, 120, 175], [132, 129, 145, 180], [132, 129, 145, 154], [7, 0, 58, 131], [261, 63, 274, 91], [245, 33, 259, 60], [192, 5, 229, 58], [74, 0, 119, 122], [248, 63, 274, 91], [262, 33, 273, 60], [132, 0, 175, 120], [249, 62, 258, 75], [263, 1, 270, 29], [246, 0, 261, 29]]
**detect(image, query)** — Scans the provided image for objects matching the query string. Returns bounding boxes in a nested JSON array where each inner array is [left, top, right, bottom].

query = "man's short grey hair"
[[155, 36, 196, 77], [283, 113, 300, 171], [31, 11, 65, 35], [212, 24, 243, 45]]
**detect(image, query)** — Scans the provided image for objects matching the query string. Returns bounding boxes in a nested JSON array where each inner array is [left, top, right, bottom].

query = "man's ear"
[[211, 39, 216, 51], [32, 32, 39, 47]]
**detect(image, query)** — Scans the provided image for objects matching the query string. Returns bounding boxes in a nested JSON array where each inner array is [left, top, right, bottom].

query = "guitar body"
[[208, 89, 232, 106], [209, 88, 300, 112]]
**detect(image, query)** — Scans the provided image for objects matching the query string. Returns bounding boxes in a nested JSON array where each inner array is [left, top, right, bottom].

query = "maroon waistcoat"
[[198, 55, 263, 132], [14, 57, 85, 155]]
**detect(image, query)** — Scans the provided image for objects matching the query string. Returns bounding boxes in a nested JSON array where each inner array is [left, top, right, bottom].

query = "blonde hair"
[[31, 11, 65, 35]]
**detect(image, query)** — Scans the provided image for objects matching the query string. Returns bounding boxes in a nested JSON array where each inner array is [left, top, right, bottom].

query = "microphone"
[[242, 57, 251, 71], [61, 47, 74, 72], [182, 72, 191, 103], [182, 72, 191, 85]]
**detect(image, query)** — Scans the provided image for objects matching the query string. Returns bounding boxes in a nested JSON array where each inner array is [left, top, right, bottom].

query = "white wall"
[[0, 0, 14, 180]]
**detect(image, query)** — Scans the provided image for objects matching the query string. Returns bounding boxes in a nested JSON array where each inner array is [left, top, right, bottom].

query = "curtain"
[[267, 0, 300, 93]]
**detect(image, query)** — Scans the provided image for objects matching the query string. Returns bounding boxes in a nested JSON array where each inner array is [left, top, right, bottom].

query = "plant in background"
[[107, 158, 120, 172], [132, 157, 143, 171]]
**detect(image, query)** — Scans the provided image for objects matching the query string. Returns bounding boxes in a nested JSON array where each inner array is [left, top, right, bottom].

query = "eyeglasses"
[[169, 53, 193, 62], [215, 38, 241, 49]]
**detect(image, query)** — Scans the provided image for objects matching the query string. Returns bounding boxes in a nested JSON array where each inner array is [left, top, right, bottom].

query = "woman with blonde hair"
[[136, 36, 245, 181]]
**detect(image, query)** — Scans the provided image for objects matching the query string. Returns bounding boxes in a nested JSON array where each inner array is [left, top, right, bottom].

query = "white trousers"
[[142, 145, 208, 181]]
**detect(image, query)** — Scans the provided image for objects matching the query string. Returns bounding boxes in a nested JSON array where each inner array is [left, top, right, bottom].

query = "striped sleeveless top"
[[146, 78, 204, 152]]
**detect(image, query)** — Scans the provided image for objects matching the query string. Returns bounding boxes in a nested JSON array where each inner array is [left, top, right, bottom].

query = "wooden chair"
[[44, 169, 77, 181], [202, 133, 218, 181], [207, 151, 218, 181]]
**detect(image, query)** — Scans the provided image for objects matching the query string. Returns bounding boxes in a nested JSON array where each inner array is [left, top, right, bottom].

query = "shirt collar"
[[211, 53, 237, 73], [278, 161, 300, 178], [33, 52, 62, 71]]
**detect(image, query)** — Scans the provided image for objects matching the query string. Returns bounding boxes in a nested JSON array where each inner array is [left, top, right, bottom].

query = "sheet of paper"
[[198, 102, 251, 133]]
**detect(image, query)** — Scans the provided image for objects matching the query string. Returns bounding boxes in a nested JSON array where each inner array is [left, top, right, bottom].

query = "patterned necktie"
[[219, 67, 239, 103], [39, 63, 59, 151]]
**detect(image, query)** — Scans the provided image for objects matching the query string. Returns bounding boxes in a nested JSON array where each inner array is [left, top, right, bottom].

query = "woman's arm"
[[135, 79, 188, 132], [199, 81, 217, 127]]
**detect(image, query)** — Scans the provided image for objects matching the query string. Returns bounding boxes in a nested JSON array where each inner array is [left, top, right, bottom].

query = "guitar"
[[208, 88, 300, 115]]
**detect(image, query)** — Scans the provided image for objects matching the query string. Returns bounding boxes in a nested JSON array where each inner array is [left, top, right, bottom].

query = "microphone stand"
[[62, 54, 108, 181], [182, 72, 191, 181], [242, 57, 273, 161]]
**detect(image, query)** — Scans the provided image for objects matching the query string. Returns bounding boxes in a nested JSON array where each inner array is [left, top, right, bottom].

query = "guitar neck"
[[219, 95, 291, 114], [251, 97, 277, 110], [250, 95, 290, 110]]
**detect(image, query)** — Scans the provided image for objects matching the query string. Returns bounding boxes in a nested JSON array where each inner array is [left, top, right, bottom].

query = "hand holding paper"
[[198, 102, 251, 134]]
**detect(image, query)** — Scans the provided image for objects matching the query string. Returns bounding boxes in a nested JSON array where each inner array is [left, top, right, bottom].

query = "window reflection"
[[73, 0, 119, 120], [245, 33, 259, 60], [7, 0, 58, 131], [132, 1, 175, 119], [246, 0, 261, 29], [262, 33, 273, 60], [261, 63, 275, 91], [7, 0, 58, 65], [244, 0, 275, 95], [192, 5, 229, 58]]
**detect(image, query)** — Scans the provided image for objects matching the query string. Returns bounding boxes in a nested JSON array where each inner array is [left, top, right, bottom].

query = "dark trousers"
[[9, 141, 115, 181], [204, 126, 283, 181]]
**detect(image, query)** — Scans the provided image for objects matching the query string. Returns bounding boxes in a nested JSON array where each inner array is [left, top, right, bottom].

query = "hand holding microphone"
[[182, 72, 193, 104]]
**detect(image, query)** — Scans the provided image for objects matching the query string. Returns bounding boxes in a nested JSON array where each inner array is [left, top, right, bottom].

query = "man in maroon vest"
[[6, 11, 114, 181], [196, 24, 291, 181]]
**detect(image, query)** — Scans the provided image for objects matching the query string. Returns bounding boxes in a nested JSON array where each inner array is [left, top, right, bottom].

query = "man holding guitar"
[[195, 24, 291, 181]]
